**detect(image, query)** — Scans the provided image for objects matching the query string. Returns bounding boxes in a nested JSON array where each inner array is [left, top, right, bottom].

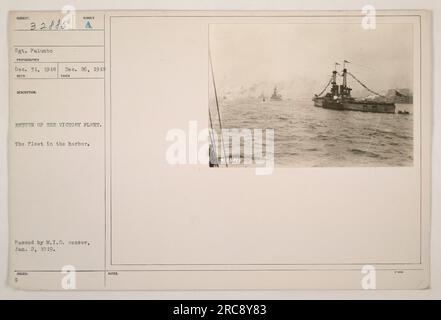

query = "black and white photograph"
[[209, 23, 414, 167]]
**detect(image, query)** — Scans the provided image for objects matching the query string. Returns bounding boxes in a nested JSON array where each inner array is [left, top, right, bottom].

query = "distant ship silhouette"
[[270, 87, 282, 101]]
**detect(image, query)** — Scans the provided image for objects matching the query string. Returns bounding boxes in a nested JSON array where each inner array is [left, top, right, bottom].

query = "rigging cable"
[[209, 49, 229, 167], [208, 108, 219, 167], [315, 76, 333, 97], [347, 72, 386, 98]]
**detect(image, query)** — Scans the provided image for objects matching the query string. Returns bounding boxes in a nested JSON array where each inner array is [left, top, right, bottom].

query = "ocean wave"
[[348, 148, 380, 158]]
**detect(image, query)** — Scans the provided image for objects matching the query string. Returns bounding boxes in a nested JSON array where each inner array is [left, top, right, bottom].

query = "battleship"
[[313, 61, 395, 114], [270, 87, 282, 101]]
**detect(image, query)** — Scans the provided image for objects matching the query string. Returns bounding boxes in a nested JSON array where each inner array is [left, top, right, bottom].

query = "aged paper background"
[[1, 3, 437, 297]]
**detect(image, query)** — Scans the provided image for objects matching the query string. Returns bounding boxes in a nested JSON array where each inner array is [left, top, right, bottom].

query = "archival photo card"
[[8, 10, 431, 290]]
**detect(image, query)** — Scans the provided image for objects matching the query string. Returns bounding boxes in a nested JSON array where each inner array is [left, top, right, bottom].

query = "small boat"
[[258, 93, 266, 102]]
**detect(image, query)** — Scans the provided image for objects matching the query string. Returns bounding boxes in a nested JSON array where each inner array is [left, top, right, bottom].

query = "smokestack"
[[332, 70, 337, 84], [342, 68, 347, 87]]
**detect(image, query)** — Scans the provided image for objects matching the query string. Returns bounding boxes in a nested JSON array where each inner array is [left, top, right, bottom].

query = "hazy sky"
[[209, 23, 413, 97]]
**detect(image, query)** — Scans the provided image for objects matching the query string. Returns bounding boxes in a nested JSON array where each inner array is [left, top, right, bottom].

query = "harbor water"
[[210, 98, 413, 167]]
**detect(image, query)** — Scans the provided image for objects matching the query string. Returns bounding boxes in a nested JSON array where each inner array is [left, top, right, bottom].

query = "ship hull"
[[313, 97, 395, 114], [342, 101, 395, 113], [313, 97, 324, 107]]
